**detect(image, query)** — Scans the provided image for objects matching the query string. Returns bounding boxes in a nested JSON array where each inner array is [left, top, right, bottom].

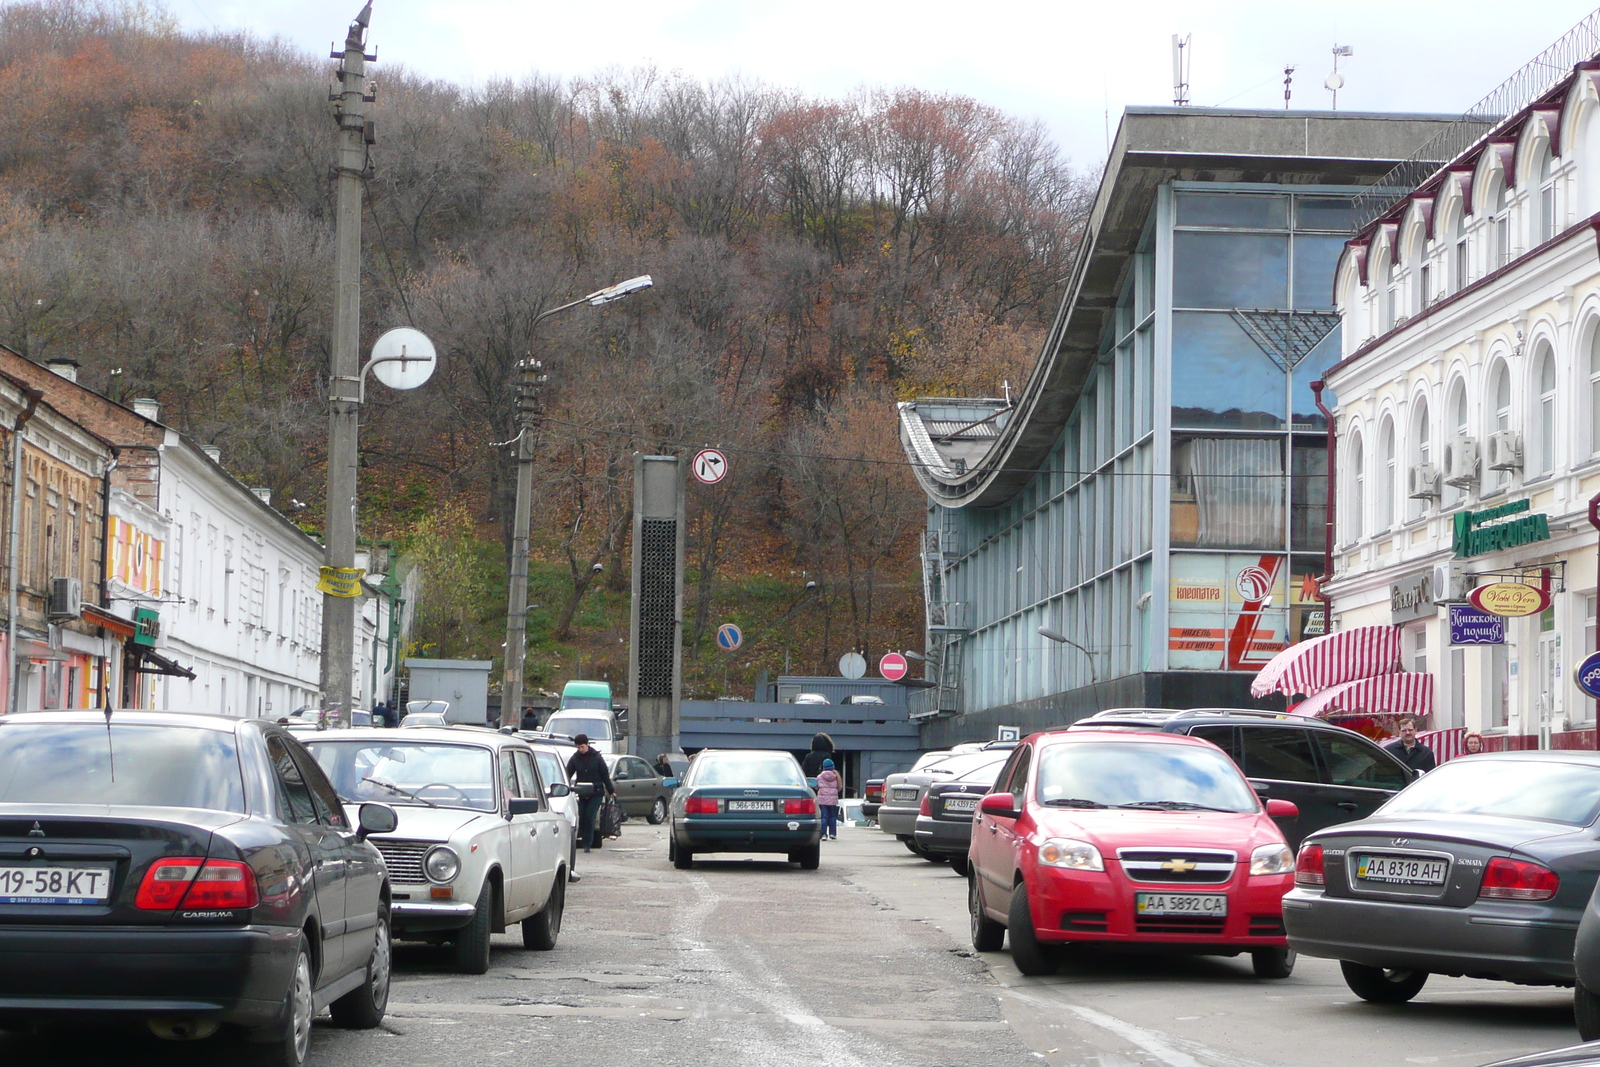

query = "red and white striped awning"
[[1291, 672, 1435, 720], [1249, 625, 1402, 698]]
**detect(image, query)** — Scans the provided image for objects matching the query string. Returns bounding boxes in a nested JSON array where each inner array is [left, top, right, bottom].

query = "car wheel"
[[969, 876, 1004, 952], [792, 846, 820, 870], [1576, 981, 1600, 1041], [950, 855, 970, 878], [1007, 883, 1062, 976], [1339, 961, 1428, 1003], [451, 881, 494, 975], [920, 849, 947, 864], [523, 874, 564, 950], [1251, 948, 1295, 979], [330, 910, 391, 1028], [647, 798, 668, 825], [903, 839, 922, 855], [247, 935, 313, 1066], [674, 845, 694, 870]]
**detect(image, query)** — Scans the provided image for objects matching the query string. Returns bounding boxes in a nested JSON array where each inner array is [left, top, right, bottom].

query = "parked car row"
[[0, 712, 589, 1066]]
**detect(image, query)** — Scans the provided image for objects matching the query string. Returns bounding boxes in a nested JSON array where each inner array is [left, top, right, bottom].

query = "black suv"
[[1067, 709, 1415, 847]]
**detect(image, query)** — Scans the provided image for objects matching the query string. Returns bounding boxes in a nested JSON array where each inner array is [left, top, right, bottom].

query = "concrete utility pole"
[[321, 2, 376, 728], [498, 275, 653, 729]]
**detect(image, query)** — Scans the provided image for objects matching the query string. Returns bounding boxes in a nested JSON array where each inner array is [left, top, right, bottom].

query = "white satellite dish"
[[369, 328, 437, 391], [1324, 72, 1345, 91]]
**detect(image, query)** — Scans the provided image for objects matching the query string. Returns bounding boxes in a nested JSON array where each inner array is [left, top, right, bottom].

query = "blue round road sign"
[[716, 623, 743, 652], [1577, 650, 1600, 700]]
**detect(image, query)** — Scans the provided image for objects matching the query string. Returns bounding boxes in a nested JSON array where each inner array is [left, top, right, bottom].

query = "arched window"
[[1451, 202, 1469, 292], [1446, 378, 1470, 506], [1591, 327, 1600, 459], [1490, 361, 1513, 489], [1531, 344, 1557, 476], [1408, 397, 1431, 520], [1536, 144, 1558, 245], [1495, 178, 1512, 267], [1347, 434, 1365, 542], [1376, 253, 1394, 332], [1409, 225, 1429, 314], [1378, 417, 1396, 529]]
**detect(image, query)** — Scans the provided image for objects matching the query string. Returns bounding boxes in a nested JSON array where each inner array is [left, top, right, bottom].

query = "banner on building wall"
[[1169, 553, 1287, 670], [317, 566, 366, 598], [106, 516, 163, 596]]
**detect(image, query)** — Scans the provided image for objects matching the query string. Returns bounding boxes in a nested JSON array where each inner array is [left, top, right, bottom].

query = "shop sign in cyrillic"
[[132, 607, 160, 648], [1449, 603, 1504, 645], [1468, 581, 1551, 618], [317, 566, 365, 598], [1390, 570, 1435, 624], [1452, 499, 1552, 559]]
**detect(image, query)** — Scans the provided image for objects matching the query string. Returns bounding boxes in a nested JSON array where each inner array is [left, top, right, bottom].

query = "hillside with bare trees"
[[0, 0, 1094, 697]]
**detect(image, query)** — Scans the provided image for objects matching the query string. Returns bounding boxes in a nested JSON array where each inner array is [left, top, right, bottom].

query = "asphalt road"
[[0, 820, 1587, 1066]]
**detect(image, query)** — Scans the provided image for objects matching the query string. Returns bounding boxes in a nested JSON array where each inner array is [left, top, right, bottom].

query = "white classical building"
[[1326, 47, 1600, 748]]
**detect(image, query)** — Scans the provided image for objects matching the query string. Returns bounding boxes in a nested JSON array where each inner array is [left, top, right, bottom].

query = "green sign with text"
[[133, 607, 159, 648], [1452, 499, 1551, 559]]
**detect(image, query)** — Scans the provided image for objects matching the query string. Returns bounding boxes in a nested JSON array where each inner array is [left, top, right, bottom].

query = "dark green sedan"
[[668, 750, 822, 870]]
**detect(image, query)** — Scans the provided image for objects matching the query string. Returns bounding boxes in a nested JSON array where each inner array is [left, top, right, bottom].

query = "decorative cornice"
[[1490, 137, 1519, 189], [1413, 193, 1437, 242], [1449, 163, 1477, 217], [1532, 103, 1564, 158]]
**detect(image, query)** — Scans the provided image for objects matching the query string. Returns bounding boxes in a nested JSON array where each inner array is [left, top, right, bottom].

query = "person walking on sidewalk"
[[816, 759, 841, 841], [1382, 718, 1437, 774], [566, 733, 615, 866]]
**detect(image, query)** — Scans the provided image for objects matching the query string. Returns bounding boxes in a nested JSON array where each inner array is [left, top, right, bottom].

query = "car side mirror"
[[806, 777, 819, 789], [546, 782, 571, 799], [1265, 798, 1299, 820], [508, 797, 542, 816], [615, 771, 629, 780], [1249, 779, 1271, 795], [978, 793, 1019, 819], [356, 803, 398, 840], [663, 777, 680, 789]]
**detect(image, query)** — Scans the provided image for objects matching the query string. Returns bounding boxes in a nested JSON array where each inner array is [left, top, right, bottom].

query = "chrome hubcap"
[[371, 919, 392, 1009], [290, 953, 313, 1061]]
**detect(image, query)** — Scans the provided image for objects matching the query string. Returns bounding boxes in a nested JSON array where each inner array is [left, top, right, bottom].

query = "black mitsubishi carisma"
[[0, 711, 399, 1066]]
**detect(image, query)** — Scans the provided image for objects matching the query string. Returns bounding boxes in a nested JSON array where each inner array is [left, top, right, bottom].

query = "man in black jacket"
[[566, 734, 615, 854], [801, 732, 837, 777], [1382, 718, 1437, 773]]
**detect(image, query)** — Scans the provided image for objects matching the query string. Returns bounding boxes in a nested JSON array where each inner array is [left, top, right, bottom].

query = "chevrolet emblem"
[[1161, 858, 1197, 873]]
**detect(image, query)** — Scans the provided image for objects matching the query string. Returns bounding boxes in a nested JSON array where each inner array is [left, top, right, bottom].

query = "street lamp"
[[1037, 626, 1099, 686], [500, 275, 653, 728]]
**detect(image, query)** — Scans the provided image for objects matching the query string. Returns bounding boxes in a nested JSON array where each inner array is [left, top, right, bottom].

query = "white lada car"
[[304, 728, 572, 974]]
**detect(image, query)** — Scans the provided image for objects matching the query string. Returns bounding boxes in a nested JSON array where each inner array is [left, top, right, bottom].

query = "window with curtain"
[[1170, 436, 1284, 550], [1452, 203, 1469, 292], [1408, 399, 1431, 520], [1533, 345, 1556, 477], [1347, 434, 1365, 542], [1495, 179, 1512, 267], [1591, 327, 1600, 459], [1446, 380, 1469, 506], [1378, 418, 1396, 530], [1538, 147, 1557, 244], [1491, 362, 1512, 489]]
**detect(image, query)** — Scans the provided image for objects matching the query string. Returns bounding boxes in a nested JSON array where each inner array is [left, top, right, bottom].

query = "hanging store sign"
[[317, 566, 366, 598], [1448, 603, 1505, 645], [1468, 581, 1551, 618], [1575, 651, 1600, 700], [1390, 570, 1436, 624], [1452, 499, 1552, 559], [132, 607, 160, 648]]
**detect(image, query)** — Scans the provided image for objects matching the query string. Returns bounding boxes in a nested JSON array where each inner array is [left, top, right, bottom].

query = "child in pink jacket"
[[816, 759, 842, 840]]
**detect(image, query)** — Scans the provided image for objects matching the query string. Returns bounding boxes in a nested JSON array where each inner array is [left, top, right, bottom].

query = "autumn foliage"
[[0, 1, 1094, 695]]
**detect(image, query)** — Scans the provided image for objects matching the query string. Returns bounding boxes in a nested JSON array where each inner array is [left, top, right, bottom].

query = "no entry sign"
[[879, 652, 908, 682]]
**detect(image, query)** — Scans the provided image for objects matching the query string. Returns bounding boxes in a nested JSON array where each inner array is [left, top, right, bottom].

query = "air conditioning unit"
[[48, 577, 82, 620], [1432, 560, 1467, 602], [1441, 436, 1480, 488], [1488, 430, 1523, 471], [1407, 462, 1441, 500]]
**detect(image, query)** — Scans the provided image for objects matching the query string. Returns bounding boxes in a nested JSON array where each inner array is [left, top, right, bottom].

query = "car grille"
[[890, 787, 919, 802], [1117, 849, 1236, 885], [1135, 914, 1227, 935], [372, 839, 433, 885]]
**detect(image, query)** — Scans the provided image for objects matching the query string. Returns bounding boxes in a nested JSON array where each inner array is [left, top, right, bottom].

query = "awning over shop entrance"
[[1291, 672, 1435, 720], [1249, 624, 1402, 698], [125, 645, 195, 681]]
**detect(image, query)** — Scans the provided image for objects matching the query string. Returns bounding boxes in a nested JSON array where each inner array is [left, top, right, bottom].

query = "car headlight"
[[1037, 838, 1104, 872], [424, 845, 461, 883], [1250, 843, 1295, 876]]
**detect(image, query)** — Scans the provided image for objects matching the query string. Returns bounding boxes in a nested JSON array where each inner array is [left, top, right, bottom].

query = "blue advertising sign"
[[1449, 603, 1505, 646], [715, 623, 742, 652], [1577, 651, 1600, 700]]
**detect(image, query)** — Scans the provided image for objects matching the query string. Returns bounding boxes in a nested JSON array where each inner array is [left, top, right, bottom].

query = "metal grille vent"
[[371, 839, 431, 885], [637, 518, 677, 699], [1118, 849, 1237, 885]]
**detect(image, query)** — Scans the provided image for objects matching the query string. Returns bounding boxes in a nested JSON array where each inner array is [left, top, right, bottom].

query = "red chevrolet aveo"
[[968, 729, 1300, 977]]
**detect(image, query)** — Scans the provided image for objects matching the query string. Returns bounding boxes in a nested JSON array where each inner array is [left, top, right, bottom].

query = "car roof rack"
[[1076, 707, 1314, 723]]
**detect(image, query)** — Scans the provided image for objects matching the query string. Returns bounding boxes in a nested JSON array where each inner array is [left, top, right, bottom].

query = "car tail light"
[[919, 794, 932, 816], [684, 796, 720, 815], [866, 784, 883, 801], [1479, 857, 1559, 901], [784, 797, 816, 815], [136, 858, 259, 910], [1294, 844, 1325, 887]]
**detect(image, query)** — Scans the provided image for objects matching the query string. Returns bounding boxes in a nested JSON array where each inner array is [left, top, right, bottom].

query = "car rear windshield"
[[922, 751, 1008, 778], [546, 715, 611, 739], [1378, 759, 1600, 826], [691, 755, 805, 788], [560, 697, 611, 711], [1036, 742, 1257, 812], [308, 741, 497, 812], [0, 723, 246, 812]]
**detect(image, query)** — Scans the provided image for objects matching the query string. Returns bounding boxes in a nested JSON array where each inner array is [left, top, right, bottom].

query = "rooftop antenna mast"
[[1326, 45, 1353, 110], [1283, 65, 1296, 109], [1172, 34, 1191, 106]]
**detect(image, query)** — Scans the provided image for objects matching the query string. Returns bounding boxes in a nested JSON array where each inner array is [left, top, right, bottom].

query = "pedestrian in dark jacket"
[[1382, 718, 1437, 773], [519, 708, 539, 732], [801, 732, 837, 777], [566, 734, 615, 853]]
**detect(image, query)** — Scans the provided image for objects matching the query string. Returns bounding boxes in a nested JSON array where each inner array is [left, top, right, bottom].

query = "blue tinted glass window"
[[1291, 327, 1341, 430], [1294, 197, 1358, 231], [1171, 312, 1286, 429], [1292, 235, 1348, 310], [1173, 232, 1289, 309], [1175, 193, 1289, 229]]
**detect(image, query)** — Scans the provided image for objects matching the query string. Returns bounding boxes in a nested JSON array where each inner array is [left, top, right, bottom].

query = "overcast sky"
[[174, 0, 1600, 168]]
